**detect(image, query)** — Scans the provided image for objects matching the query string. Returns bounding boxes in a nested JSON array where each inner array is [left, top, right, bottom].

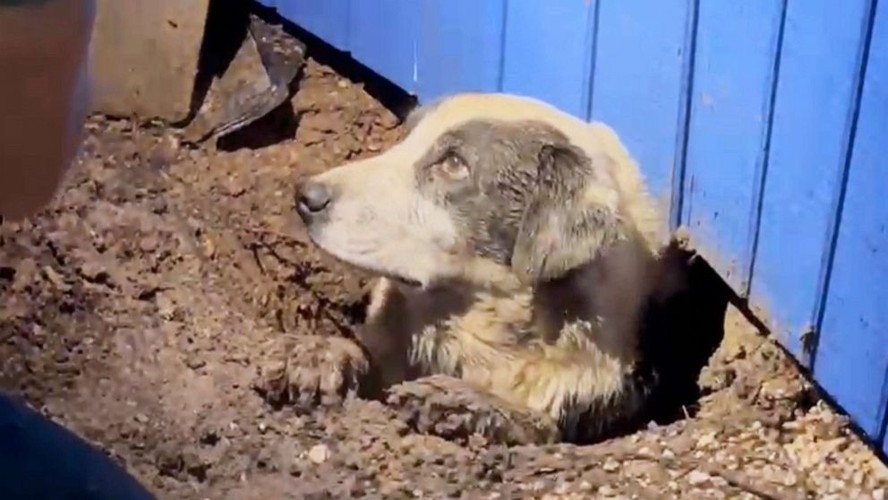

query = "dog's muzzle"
[[295, 180, 333, 225]]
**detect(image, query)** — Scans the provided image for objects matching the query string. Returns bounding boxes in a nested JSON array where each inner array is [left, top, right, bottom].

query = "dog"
[[271, 92, 678, 443]]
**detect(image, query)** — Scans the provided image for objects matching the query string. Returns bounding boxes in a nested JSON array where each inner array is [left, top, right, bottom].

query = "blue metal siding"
[[753, 0, 873, 361], [415, 1, 506, 101], [347, 1, 418, 92], [500, 1, 597, 120], [274, 0, 350, 50], [815, 0, 887, 446], [591, 0, 690, 201], [681, 0, 785, 295], [263, 0, 888, 453]]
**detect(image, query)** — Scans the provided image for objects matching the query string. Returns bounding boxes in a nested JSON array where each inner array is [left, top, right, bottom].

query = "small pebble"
[[308, 444, 330, 464], [686, 470, 710, 486]]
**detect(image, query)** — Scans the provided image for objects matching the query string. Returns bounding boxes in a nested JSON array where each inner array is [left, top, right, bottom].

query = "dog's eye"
[[432, 152, 469, 181]]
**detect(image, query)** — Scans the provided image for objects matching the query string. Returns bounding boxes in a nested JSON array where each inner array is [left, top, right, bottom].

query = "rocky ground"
[[0, 58, 886, 499]]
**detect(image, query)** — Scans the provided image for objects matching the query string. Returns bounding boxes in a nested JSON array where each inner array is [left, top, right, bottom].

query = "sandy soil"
[[0, 59, 886, 499]]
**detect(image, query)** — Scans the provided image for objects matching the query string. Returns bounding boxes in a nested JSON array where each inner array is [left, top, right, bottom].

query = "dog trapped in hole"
[[258, 92, 684, 444]]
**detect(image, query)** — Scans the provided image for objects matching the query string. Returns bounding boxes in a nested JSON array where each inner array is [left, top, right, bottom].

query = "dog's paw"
[[255, 334, 369, 409], [384, 374, 560, 446]]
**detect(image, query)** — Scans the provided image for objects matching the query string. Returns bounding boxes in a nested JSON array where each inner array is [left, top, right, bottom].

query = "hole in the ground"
[[269, 244, 731, 447], [0, 266, 15, 282], [640, 243, 731, 428]]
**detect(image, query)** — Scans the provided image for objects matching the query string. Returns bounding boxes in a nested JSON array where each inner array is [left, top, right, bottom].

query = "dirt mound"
[[0, 59, 885, 499]]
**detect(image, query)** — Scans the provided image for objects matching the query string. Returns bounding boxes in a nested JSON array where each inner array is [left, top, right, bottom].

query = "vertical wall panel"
[[348, 0, 418, 92], [682, 1, 784, 293], [415, 0, 505, 102], [816, 0, 887, 445], [592, 0, 690, 200], [275, 0, 350, 50], [751, 0, 872, 359], [501, 1, 596, 119]]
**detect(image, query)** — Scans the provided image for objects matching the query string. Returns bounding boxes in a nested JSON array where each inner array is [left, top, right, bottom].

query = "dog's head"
[[295, 93, 636, 290]]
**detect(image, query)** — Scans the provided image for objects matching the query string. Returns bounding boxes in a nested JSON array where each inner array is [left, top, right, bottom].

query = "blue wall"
[[262, 0, 888, 455]]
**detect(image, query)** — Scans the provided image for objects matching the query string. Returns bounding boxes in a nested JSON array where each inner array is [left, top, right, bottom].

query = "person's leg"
[[0, 392, 155, 499], [0, 0, 95, 220]]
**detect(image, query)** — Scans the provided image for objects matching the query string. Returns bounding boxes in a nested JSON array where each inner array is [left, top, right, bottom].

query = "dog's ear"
[[511, 142, 627, 285]]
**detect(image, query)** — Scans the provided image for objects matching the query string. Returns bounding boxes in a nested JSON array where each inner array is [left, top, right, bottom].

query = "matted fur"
[[295, 92, 675, 442]]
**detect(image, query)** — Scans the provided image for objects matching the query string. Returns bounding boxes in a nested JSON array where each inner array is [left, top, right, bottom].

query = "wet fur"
[[298, 93, 679, 442]]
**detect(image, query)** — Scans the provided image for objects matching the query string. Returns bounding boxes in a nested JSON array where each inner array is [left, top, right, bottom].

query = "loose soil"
[[1, 59, 886, 499]]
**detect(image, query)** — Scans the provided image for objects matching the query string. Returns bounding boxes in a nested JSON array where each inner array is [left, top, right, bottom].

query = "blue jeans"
[[0, 392, 154, 499]]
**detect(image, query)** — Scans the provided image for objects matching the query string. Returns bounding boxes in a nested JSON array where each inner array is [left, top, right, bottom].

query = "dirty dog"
[[265, 93, 677, 444]]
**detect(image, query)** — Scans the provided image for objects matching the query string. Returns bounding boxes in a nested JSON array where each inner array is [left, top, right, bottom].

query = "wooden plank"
[[591, 0, 691, 201], [682, 0, 785, 293], [275, 0, 350, 51], [815, 0, 887, 444], [347, 0, 418, 92], [415, 0, 505, 102], [751, 0, 873, 359], [500, 0, 596, 119]]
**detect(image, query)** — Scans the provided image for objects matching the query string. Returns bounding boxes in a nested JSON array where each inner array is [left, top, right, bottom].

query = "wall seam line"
[[744, 0, 789, 299], [669, 0, 700, 230]]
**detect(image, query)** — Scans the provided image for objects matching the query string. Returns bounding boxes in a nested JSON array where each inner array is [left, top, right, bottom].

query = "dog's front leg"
[[254, 333, 370, 410], [384, 374, 560, 446], [252, 278, 415, 409], [357, 277, 422, 397]]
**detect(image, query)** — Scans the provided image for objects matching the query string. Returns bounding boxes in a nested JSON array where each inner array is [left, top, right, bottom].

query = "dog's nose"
[[295, 180, 332, 222]]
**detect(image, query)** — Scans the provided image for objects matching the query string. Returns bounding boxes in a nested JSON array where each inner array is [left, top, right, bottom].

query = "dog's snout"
[[296, 180, 333, 223]]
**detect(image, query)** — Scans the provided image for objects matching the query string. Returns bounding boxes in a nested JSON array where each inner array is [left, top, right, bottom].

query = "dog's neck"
[[420, 262, 605, 344], [530, 270, 595, 342]]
